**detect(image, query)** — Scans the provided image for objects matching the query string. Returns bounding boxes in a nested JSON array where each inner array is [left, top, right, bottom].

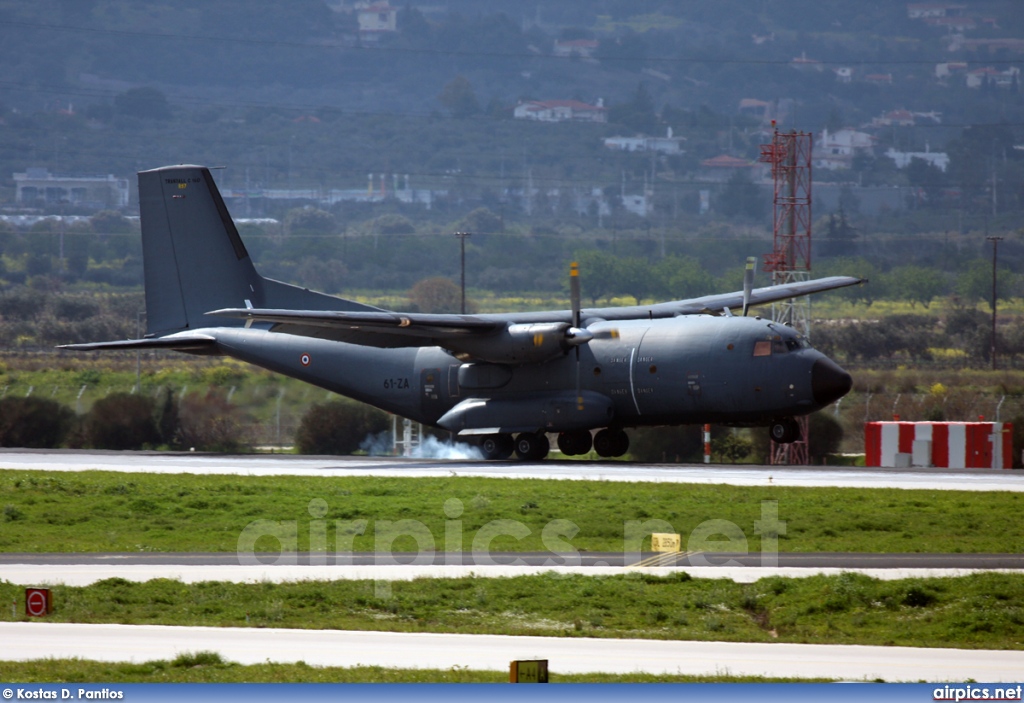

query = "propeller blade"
[[570, 261, 581, 329], [742, 256, 756, 316], [570, 261, 583, 409]]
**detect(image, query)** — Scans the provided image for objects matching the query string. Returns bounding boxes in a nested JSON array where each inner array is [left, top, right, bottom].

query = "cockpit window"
[[753, 340, 772, 357], [772, 340, 788, 354]]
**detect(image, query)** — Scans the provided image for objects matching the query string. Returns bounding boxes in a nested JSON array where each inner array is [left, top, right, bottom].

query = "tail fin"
[[139, 165, 373, 336]]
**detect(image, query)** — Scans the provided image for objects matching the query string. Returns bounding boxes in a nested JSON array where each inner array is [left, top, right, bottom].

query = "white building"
[[14, 168, 130, 209], [604, 128, 685, 155], [355, 2, 396, 35], [884, 145, 950, 172], [814, 128, 876, 170], [966, 66, 1020, 89], [553, 39, 598, 58], [513, 99, 607, 123], [907, 3, 965, 19]]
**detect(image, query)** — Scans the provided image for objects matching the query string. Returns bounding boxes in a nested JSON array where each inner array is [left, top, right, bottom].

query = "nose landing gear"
[[769, 418, 801, 444]]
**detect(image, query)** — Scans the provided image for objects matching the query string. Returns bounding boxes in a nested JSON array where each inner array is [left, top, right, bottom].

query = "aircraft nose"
[[812, 357, 852, 406]]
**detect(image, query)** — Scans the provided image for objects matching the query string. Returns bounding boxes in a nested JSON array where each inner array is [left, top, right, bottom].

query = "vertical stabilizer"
[[138, 165, 376, 336], [139, 165, 260, 335]]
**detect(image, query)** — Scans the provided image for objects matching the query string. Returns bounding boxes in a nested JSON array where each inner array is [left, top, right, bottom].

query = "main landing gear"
[[474, 432, 549, 461], [557, 430, 592, 456], [476, 428, 630, 461], [593, 428, 629, 458], [769, 417, 801, 444]]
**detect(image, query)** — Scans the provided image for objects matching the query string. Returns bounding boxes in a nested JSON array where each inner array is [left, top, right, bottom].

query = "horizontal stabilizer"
[[58, 334, 216, 352]]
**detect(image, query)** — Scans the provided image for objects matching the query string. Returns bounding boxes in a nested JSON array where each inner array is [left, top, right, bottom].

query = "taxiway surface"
[[2, 552, 1021, 586]]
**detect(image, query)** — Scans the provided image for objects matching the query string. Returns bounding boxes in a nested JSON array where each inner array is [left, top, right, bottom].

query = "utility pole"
[[987, 235, 1003, 370], [454, 231, 472, 314]]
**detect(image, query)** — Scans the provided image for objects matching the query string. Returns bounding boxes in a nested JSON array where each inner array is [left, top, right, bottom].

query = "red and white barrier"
[[865, 421, 1013, 469]]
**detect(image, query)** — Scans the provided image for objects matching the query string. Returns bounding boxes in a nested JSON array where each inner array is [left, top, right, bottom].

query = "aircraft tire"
[[557, 430, 592, 456], [594, 428, 628, 458], [480, 434, 513, 460], [515, 432, 550, 461], [769, 418, 801, 444]]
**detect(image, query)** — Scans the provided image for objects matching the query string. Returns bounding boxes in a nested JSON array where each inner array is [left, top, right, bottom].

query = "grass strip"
[[2, 572, 1022, 650], [2, 470, 1023, 554], [0, 652, 832, 683]]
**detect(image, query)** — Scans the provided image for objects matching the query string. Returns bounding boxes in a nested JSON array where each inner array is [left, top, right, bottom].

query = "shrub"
[[0, 397, 74, 448], [85, 393, 159, 450], [176, 390, 246, 452], [295, 400, 389, 455]]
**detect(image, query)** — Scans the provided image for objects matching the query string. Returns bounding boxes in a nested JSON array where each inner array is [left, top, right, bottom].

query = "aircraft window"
[[772, 340, 788, 354], [753, 340, 772, 357], [785, 339, 802, 351]]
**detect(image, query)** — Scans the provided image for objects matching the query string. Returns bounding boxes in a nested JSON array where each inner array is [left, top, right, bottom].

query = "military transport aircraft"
[[62, 165, 858, 460]]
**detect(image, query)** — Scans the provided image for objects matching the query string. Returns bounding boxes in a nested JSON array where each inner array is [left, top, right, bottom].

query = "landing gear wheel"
[[769, 418, 801, 444], [593, 428, 629, 458], [479, 433, 513, 460], [557, 430, 593, 456], [514, 432, 550, 461]]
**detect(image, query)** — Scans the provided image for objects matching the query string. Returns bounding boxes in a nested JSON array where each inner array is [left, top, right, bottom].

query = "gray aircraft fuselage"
[[209, 312, 838, 432]]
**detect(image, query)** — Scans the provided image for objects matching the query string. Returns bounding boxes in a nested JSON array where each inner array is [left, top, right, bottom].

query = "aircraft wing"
[[604, 275, 865, 319], [207, 275, 864, 348], [206, 307, 507, 348]]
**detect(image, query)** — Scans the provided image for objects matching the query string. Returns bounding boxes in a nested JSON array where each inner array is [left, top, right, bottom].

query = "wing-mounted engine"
[[445, 322, 583, 364]]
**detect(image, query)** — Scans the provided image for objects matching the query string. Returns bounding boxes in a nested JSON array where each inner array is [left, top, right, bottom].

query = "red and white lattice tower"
[[759, 126, 813, 465]]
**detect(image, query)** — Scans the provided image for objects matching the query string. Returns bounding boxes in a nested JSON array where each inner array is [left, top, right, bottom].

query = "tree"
[[574, 250, 618, 304], [461, 207, 503, 233], [295, 400, 389, 455], [177, 390, 245, 452], [652, 255, 715, 300], [956, 259, 1014, 308], [608, 82, 658, 133], [905, 157, 946, 208], [91, 211, 133, 235], [85, 393, 160, 450], [285, 207, 336, 236], [0, 397, 74, 448], [885, 266, 947, 308], [114, 87, 171, 120], [409, 277, 465, 313], [820, 208, 858, 257], [720, 170, 765, 220], [437, 76, 480, 118]]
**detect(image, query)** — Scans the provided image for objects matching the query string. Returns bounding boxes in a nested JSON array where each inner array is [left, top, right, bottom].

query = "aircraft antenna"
[[760, 123, 813, 465]]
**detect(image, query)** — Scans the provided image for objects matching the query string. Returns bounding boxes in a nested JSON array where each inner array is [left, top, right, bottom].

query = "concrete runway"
[[2, 622, 1023, 681], [3, 449, 1023, 491]]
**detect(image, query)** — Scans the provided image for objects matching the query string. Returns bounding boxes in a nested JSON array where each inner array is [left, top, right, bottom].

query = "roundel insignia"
[[300, 353, 311, 367]]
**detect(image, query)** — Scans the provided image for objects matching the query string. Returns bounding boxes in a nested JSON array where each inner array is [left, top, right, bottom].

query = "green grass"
[[2, 572, 1022, 650], [1, 470, 1023, 553], [0, 655, 830, 683]]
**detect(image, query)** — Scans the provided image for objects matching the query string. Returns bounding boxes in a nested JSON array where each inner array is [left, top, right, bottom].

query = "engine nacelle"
[[447, 322, 571, 365]]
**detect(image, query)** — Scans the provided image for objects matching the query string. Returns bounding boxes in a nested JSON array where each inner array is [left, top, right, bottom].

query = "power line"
[[5, 19, 1024, 67]]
